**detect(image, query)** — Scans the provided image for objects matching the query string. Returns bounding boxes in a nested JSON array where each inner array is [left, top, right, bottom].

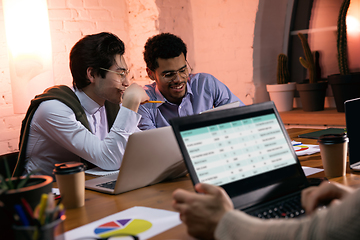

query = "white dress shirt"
[[25, 88, 141, 176]]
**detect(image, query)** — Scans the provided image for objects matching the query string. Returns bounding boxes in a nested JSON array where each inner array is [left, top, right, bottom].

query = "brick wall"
[[0, 0, 259, 155]]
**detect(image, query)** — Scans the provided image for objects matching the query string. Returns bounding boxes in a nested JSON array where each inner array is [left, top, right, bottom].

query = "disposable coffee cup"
[[318, 133, 348, 178], [53, 162, 85, 209]]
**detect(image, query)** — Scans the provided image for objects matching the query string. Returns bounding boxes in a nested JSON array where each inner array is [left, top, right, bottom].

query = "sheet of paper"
[[85, 167, 119, 177], [64, 206, 181, 240], [52, 188, 60, 195], [293, 144, 320, 156], [302, 166, 324, 176]]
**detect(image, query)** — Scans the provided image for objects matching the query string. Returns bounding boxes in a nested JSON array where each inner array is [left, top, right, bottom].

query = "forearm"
[[137, 105, 156, 130], [215, 189, 360, 240], [33, 101, 140, 170], [79, 107, 141, 169]]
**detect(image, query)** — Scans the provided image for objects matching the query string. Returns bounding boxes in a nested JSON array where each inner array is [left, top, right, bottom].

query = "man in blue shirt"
[[137, 33, 245, 130]]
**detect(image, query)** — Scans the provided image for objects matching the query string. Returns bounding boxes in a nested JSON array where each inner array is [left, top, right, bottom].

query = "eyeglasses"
[[75, 233, 139, 240], [100, 67, 130, 79], [160, 61, 192, 83]]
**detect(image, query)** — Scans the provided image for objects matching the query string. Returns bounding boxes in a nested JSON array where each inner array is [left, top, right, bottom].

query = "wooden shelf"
[[279, 108, 346, 127]]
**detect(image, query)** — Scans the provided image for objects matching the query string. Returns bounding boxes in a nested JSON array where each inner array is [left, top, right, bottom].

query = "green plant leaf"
[[2, 160, 14, 189], [0, 175, 9, 193], [16, 171, 35, 189]]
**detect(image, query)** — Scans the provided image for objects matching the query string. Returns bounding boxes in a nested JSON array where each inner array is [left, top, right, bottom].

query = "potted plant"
[[266, 54, 296, 112], [328, 0, 360, 112], [0, 160, 53, 238], [296, 32, 328, 111]]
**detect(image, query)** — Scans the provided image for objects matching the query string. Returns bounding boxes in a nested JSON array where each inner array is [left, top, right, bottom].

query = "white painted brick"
[[0, 142, 11, 155], [0, 0, 259, 154], [88, 9, 112, 20], [101, 0, 124, 8], [84, 0, 100, 7], [0, 129, 20, 141], [0, 105, 16, 117], [2, 92, 13, 105], [64, 20, 97, 32], [4, 115, 24, 130], [48, 0, 67, 8], [50, 20, 64, 31], [76, 9, 91, 19], [96, 21, 127, 33], [67, 0, 84, 8], [49, 9, 72, 19]]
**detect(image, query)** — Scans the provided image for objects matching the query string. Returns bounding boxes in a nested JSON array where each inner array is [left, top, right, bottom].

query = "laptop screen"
[[171, 102, 308, 208], [179, 112, 297, 186]]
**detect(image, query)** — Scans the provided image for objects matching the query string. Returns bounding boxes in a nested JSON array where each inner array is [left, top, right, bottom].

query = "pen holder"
[[12, 217, 65, 240]]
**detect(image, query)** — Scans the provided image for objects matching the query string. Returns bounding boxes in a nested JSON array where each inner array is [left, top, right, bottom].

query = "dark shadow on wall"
[[155, 0, 195, 68], [253, 0, 291, 103]]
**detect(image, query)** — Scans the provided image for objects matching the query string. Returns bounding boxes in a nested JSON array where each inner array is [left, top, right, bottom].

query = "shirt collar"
[[74, 89, 103, 115]]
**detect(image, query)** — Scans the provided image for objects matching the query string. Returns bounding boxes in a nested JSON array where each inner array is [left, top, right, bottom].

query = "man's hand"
[[122, 83, 149, 112], [172, 183, 234, 240], [302, 181, 354, 215]]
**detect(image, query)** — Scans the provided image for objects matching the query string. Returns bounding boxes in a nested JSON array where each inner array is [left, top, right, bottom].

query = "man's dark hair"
[[143, 33, 187, 71], [70, 32, 125, 89]]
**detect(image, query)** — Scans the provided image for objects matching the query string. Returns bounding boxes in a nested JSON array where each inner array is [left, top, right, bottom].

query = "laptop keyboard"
[[248, 194, 305, 219], [97, 180, 116, 189]]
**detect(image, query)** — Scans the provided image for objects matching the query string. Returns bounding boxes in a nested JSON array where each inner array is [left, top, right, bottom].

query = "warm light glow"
[[347, 15, 360, 33], [346, 0, 360, 33], [346, 0, 360, 72], [2, 0, 54, 114]]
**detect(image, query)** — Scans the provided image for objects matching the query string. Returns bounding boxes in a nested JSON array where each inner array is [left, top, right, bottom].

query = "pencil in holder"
[[12, 217, 65, 240]]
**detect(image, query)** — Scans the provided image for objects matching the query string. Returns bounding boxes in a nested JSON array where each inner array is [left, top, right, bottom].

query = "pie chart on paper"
[[294, 145, 309, 152], [94, 219, 152, 238]]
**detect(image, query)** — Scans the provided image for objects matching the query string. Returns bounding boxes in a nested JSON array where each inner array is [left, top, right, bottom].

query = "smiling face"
[[147, 53, 188, 105], [85, 54, 130, 105]]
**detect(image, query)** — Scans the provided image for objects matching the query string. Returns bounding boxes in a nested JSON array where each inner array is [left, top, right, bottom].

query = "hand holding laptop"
[[172, 183, 233, 240]]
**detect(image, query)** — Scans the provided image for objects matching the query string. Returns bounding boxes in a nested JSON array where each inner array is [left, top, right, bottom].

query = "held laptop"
[[170, 101, 310, 218], [85, 126, 187, 194], [345, 98, 360, 171]]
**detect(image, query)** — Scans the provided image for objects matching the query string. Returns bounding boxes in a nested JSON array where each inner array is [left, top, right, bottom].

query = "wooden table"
[[279, 108, 346, 127], [62, 128, 360, 239]]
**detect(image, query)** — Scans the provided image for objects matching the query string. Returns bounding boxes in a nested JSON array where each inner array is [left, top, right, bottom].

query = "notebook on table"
[[345, 98, 360, 171], [170, 101, 310, 219], [85, 126, 187, 194], [297, 128, 346, 139]]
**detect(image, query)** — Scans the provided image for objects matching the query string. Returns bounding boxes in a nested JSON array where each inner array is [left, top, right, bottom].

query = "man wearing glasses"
[[137, 33, 245, 130], [15, 32, 149, 177]]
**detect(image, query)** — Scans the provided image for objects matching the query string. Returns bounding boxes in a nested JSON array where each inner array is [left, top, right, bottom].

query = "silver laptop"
[[200, 101, 240, 114], [85, 126, 187, 194], [345, 98, 360, 171]]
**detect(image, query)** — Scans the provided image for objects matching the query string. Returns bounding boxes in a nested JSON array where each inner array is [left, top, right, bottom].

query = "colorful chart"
[[94, 219, 152, 238], [294, 145, 309, 152]]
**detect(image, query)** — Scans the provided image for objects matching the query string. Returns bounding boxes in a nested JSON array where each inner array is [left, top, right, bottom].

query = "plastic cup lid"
[[318, 133, 348, 144], [53, 162, 85, 175]]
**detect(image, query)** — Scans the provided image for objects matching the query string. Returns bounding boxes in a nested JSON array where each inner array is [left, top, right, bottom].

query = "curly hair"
[[70, 32, 125, 89], [143, 33, 187, 71]]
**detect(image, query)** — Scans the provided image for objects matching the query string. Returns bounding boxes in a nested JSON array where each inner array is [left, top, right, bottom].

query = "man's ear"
[[146, 67, 156, 81], [86, 67, 95, 83]]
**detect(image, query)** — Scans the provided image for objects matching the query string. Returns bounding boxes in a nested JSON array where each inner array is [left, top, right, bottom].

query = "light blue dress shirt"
[[137, 73, 245, 130]]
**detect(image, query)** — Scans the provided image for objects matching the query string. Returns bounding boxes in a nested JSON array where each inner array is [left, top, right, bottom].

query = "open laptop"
[[85, 126, 187, 194], [200, 101, 241, 114], [345, 97, 360, 171], [170, 101, 310, 218]]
